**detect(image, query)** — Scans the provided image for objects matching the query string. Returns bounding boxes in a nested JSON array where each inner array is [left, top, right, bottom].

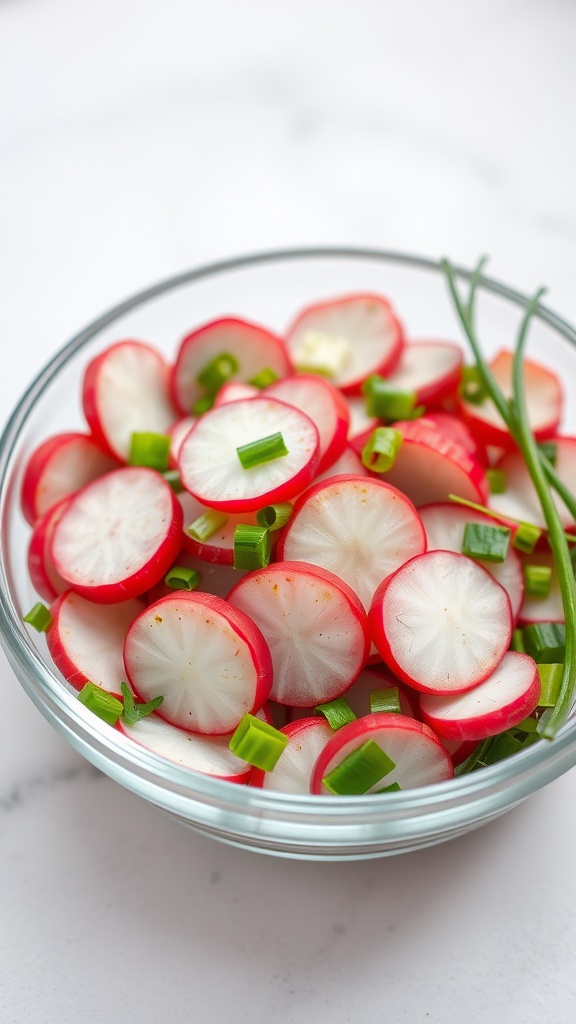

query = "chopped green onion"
[[461, 522, 510, 563], [373, 781, 402, 793], [448, 493, 576, 546], [195, 352, 239, 393], [120, 682, 164, 725], [248, 367, 280, 389], [233, 524, 271, 570], [538, 441, 558, 467], [513, 521, 542, 554], [228, 713, 288, 771], [511, 628, 526, 653], [523, 564, 552, 599], [162, 469, 184, 493], [369, 687, 401, 715], [78, 683, 123, 726], [537, 663, 564, 707], [361, 427, 403, 473], [164, 566, 202, 591], [486, 468, 507, 494], [460, 365, 488, 404], [23, 602, 53, 633], [314, 697, 356, 730], [128, 432, 171, 471], [236, 432, 289, 469], [187, 509, 229, 542], [322, 740, 396, 795], [256, 502, 293, 531], [523, 622, 566, 664], [362, 376, 417, 420], [192, 394, 215, 416], [514, 716, 539, 733]]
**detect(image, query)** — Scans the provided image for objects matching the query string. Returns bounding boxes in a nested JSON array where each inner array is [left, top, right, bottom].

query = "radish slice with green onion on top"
[[20, 431, 119, 525], [263, 374, 350, 474], [118, 711, 252, 783], [227, 561, 370, 707], [170, 317, 292, 416], [369, 550, 513, 694], [419, 502, 524, 621], [51, 467, 184, 603], [178, 397, 320, 512], [385, 341, 463, 407], [123, 591, 273, 735], [251, 718, 334, 793], [47, 590, 144, 693], [277, 475, 426, 611], [82, 340, 177, 461], [419, 652, 541, 742], [286, 293, 404, 394], [310, 713, 454, 795]]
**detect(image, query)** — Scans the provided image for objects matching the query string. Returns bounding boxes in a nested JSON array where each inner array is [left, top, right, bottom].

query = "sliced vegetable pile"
[[21, 264, 576, 797]]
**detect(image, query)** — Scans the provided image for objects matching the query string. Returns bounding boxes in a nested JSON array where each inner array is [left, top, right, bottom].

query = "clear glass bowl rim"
[[1, 245, 576, 835]]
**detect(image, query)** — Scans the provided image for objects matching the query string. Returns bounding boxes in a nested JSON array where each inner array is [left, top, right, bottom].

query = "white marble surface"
[[2, 0, 576, 1020]]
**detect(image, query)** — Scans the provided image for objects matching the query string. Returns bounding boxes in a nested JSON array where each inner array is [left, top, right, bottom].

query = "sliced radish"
[[287, 666, 417, 722], [146, 551, 246, 605], [278, 475, 425, 610], [458, 349, 563, 448], [385, 341, 463, 407], [123, 592, 273, 735], [167, 416, 196, 467], [518, 549, 564, 625], [82, 340, 176, 461], [376, 418, 489, 507], [416, 411, 487, 463], [47, 590, 143, 693], [285, 293, 404, 394], [419, 502, 524, 621], [227, 562, 370, 706], [369, 550, 513, 694], [251, 719, 334, 793], [213, 381, 259, 406], [490, 437, 576, 531], [27, 497, 71, 602], [263, 374, 350, 473], [118, 712, 251, 783], [346, 397, 379, 442], [170, 317, 292, 415], [20, 431, 119, 525], [419, 652, 541, 741], [440, 737, 478, 768], [313, 444, 369, 483], [178, 397, 319, 512], [177, 489, 265, 565], [310, 713, 454, 794], [51, 467, 183, 603]]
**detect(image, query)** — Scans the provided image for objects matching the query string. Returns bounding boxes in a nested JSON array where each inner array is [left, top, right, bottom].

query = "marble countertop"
[[2, 1, 576, 1020]]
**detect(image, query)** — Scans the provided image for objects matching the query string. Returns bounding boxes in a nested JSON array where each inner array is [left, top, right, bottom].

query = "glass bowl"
[[1, 247, 576, 861]]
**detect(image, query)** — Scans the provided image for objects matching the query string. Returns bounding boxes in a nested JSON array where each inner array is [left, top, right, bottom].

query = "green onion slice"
[[322, 740, 396, 795], [233, 524, 271, 570], [461, 522, 510, 563], [256, 502, 293, 531], [511, 628, 526, 653], [523, 564, 552, 599], [537, 663, 564, 707], [361, 427, 403, 473], [195, 352, 239, 393], [192, 394, 215, 416], [373, 781, 402, 793], [523, 622, 566, 664], [513, 522, 542, 554], [236, 432, 289, 469], [23, 602, 53, 633], [486, 468, 507, 494], [369, 687, 401, 715], [187, 509, 229, 542], [460, 365, 488, 404], [248, 367, 280, 389], [538, 441, 558, 467], [164, 566, 202, 591], [78, 683, 123, 727], [120, 682, 164, 726], [128, 432, 171, 472], [162, 469, 184, 493], [228, 713, 288, 771], [362, 375, 417, 420], [314, 697, 356, 730]]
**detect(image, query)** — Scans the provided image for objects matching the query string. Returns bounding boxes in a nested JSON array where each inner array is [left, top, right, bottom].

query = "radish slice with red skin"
[[20, 432, 119, 525], [518, 550, 564, 625], [170, 317, 292, 416], [51, 467, 184, 604], [457, 349, 563, 449], [178, 489, 273, 565], [415, 412, 487, 464], [277, 475, 426, 611], [287, 666, 417, 722], [369, 550, 513, 695], [213, 381, 259, 406], [47, 590, 144, 693], [313, 444, 369, 483], [178, 397, 320, 513], [311, 713, 454, 795], [27, 497, 71, 602], [419, 652, 541, 742], [374, 418, 490, 508], [146, 551, 247, 605], [82, 341, 176, 462], [263, 374, 350, 474], [385, 341, 463, 407], [419, 502, 524, 622], [440, 737, 478, 768], [286, 293, 404, 395], [167, 416, 196, 467], [490, 437, 576, 531], [346, 397, 379, 443], [251, 719, 334, 793], [124, 592, 273, 735], [117, 713, 251, 783], [227, 561, 370, 707]]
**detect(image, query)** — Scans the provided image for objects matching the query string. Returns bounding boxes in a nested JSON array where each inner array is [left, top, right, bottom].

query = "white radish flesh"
[[369, 550, 513, 694], [263, 374, 350, 473], [146, 551, 246, 605], [20, 432, 119, 525], [386, 341, 463, 406], [313, 444, 369, 483], [178, 490, 264, 565], [123, 592, 273, 735], [118, 712, 251, 782], [250, 719, 334, 793], [27, 497, 71, 602], [490, 437, 576, 531]]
